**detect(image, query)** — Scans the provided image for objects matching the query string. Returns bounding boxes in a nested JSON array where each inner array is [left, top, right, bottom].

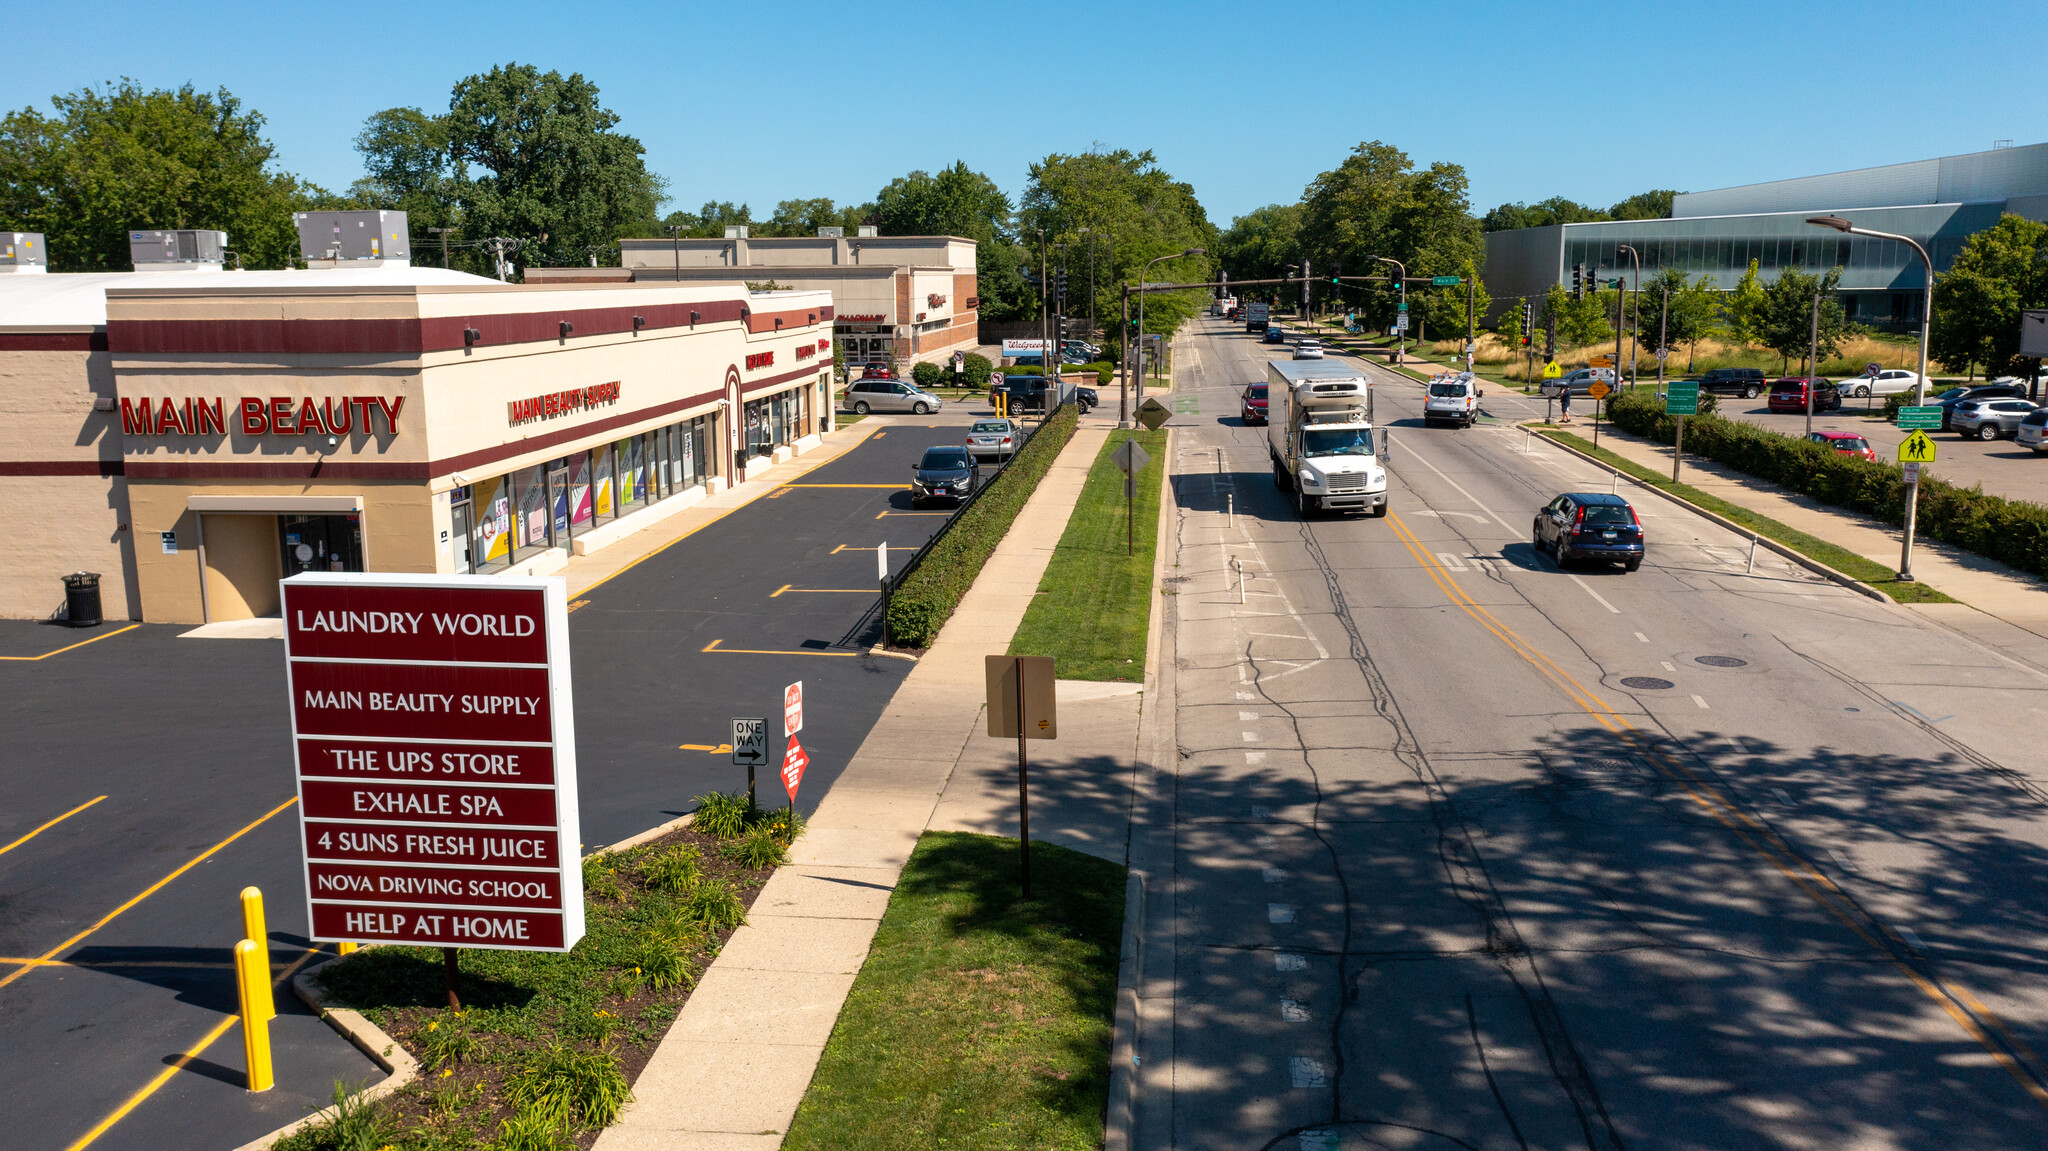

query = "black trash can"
[[62, 571, 102, 628]]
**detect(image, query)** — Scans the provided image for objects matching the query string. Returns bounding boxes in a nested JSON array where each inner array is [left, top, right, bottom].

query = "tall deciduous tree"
[[1544, 283, 1614, 348], [1298, 141, 1480, 330], [1217, 203, 1302, 289], [1722, 259, 1768, 347], [1, 79, 332, 270], [1640, 267, 1722, 369], [1608, 190, 1677, 220], [1759, 267, 1847, 373], [1931, 214, 2048, 379], [875, 161, 1026, 322]]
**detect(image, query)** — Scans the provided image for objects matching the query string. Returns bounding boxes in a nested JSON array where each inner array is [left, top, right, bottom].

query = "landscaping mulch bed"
[[276, 800, 795, 1151]]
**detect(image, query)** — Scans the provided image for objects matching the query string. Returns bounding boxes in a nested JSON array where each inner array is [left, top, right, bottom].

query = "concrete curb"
[[1527, 425, 1892, 604], [228, 958, 419, 1151]]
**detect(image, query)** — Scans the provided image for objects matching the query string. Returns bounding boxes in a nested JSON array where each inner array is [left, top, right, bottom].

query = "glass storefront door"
[[279, 514, 363, 577], [451, 499, 473, 574]]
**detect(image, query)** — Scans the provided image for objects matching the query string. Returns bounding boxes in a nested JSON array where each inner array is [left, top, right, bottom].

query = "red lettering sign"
[[285, 574, 583, 953], [781, 736, 809, 804], [508, 381, 621, 426], [839, 314, 885, 322], [118, 395, 404, 437], [746, 351, 775, 371], [795, 343, 815, 359]]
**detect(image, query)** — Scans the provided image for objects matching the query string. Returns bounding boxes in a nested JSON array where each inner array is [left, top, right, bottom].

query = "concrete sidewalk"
[[1547, 418, 2048, 671], [594, 421, 1145, 1150]]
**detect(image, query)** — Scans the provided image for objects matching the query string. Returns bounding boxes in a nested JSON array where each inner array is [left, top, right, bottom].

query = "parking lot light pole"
[[1810, 214, 1934, 579]]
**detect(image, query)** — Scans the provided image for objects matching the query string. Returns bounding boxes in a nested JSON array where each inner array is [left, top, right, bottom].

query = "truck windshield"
[[1303, 428, 1375, 458], [1428, 383, 1469, 397]]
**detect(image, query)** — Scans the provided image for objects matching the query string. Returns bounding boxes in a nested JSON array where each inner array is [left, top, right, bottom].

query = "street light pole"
[[1367, 256, 1407, 364], [1805, 289, 1822, 437], [1809, 215, 1935, 581], [1618, 245, 1642, 388], [1129, 249, 1206, 427]]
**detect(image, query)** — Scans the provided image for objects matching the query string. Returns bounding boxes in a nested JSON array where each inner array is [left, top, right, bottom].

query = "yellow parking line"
[[780, 484, 906, 489], [0, 623, 140, 661], [0, 795, 106, 856], [875, 510, 951, 519], [0, 796, 298, 992], [678, 743, 732, 753], [700, 639, 859, 658], [774, 588, 875, 595]]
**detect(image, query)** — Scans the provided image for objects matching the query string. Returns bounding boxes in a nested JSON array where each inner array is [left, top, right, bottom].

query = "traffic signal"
[[1570, 264, 1584, 298], [1520, 300, 1534, 347], [1055, 270, 1068, 304], [1329, 261, 1342, 284]]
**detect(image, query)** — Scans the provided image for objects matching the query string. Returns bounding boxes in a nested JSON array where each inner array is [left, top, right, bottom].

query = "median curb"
[[228, 960, 419, 1151], [1526, 425, 1891, 604]]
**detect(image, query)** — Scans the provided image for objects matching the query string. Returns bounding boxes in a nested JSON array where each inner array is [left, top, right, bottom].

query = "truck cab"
[[1266, 360, 1389, 517]]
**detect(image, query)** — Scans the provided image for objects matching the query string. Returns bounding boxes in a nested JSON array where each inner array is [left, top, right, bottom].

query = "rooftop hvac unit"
[[0, 232, 47, 274], [857, 225, 879, 237], [129, 229, 227, 271], [724, 225, 749, 239], [293, 210, 412, 266], [816, 226, 844, 238]]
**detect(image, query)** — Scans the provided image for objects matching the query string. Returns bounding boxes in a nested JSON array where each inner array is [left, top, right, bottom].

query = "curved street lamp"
[[1126, 247, 1206, 426], [1366, 255, 1407, 363]]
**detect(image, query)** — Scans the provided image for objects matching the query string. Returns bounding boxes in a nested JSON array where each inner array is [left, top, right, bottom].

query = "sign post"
[[282, 574, 586, 1008], [1112, 438, 1152, 556], [1665, 382, 1699, 482], [1588, 380, 1611, 449], [986, 655, 1056, 898], [731, 717, 768, 807], [1897, 431, 1937, 581]]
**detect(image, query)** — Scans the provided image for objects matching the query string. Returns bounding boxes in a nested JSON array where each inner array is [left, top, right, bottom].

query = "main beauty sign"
[[282, 574, 584, 952]]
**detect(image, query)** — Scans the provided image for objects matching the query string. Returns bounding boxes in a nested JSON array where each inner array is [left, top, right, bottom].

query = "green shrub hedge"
[[911, 361, 945, 390], [999, 362, 1112, 386], [962, 352, 993, 387], [884, 405, 1080, 647], [1606, 387, 2048, 580]]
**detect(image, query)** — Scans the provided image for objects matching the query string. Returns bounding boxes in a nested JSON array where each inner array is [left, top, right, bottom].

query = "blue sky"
[[7, 0, 2045, 228]]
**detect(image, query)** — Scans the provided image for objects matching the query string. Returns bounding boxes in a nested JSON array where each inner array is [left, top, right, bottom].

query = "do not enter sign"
[[784, 680, 803, 737]]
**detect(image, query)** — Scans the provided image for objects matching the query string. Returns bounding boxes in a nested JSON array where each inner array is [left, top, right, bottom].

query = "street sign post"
[[1896, 431, 1937, 585], [282, 574, 586, 1004], [1113, 438, 1152, 556], [1135, 396, 1172, 431], [1896, 406, 1942, 431], [779, 737, 809, 805], [731, 716, 767, 806], [783, 681, 803, 738], [1588, 380, 1611, 448], [1541, 361, 1563, 379], [986, 655, 1057, 897], [1666, 382, 1699, 481]]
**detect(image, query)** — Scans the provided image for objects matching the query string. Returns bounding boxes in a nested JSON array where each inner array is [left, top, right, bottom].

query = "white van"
[[1423, 373, 1483, 428]]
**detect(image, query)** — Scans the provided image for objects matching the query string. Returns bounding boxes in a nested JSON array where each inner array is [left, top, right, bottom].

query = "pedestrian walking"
[[1559, 386, 1574, 424]]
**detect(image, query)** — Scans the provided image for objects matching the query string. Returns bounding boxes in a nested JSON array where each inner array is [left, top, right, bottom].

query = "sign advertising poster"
[[282, 574, 584, 952]]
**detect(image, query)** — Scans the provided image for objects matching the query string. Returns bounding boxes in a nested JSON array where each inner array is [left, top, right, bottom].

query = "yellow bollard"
[[337, 941, 357, 955], [233, 938, 274, 1091], [239, 886, 266, 955]]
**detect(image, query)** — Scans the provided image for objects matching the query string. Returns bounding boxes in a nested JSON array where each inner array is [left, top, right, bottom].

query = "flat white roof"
[[0, 266, 502, 329]]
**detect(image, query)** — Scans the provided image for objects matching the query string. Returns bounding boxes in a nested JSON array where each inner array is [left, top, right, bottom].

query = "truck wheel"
[[1372, 500, 1388, 518], [1297, 490, 1313, 517], [1273, 463, 1289, 491]]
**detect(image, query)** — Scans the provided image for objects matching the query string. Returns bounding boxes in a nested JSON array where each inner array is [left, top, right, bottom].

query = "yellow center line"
[[63, 946, 321, 1151], [0, 623, 141, 661], [1385, 514, 2048, 1109], [678, 743, 732, 753], [0, 796, 298, 992], [0, 794, 107, 856], [775, 588, 877, 594], [701, 639, 859, 658]]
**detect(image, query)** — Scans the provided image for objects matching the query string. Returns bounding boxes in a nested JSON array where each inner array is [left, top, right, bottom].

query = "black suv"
[[993, 377, 1095, 414], [1697, 368, 1768, 399]]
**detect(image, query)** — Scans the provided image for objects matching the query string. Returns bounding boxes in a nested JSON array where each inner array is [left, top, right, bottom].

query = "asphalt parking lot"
[[0, 411, 987, 1150]]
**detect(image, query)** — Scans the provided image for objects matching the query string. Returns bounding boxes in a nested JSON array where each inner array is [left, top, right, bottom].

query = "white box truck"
[[1266, 360, 1388, 517]]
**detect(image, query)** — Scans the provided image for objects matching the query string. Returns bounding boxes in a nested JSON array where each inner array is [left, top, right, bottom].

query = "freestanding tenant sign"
[[283, 574, 584, 958]]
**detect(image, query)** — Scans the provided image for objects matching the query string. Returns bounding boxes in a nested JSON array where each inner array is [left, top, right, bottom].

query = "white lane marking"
[[1772, 788, 1794, 806], [1635, 631, 1650, 643], [1239, 710, 1260, 721], [1239, 664, 1250, 683], [1897, 926, 1927, 951], [1408, 509, 1489, 522], [1566, 573, 1622, 614], [1289, 1057, 1327, 1088], [1692, 694, 1711, 710], [1829, 847, 1859, 873], [1281, 998, 1312, 1022], [1268, 903, 1296, 924], [1435, 552, 1468, 571], [1662, 661, 1677, 672], [1249, 630, 1314, 641], [1237, 691, 1255, 701], [1242, 731, 1261, 742], [1263, 867, 1288, 884], [1275, 952, 1308, 972], [1399, 442, 1521, 533], [1245, 751, 1268, 764]]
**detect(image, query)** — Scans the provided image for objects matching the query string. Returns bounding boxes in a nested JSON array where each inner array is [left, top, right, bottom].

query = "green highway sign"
[[1431, 276, 1462, 286], [1664, 382, 1699, 416], [1896, 405, 1942, 430]]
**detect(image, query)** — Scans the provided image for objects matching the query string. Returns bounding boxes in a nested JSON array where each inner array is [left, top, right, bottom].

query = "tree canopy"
[[1019, 148, 1218, 341], [1931, 213, 2048, 378], [875, 161, 1026, 322], [1, 79, 333, 270], [1758, 266, 1847, 373], [1295, 141, 1481, 328], [1217, 203, 1302, 288], [1479, 189, 1678, 232]]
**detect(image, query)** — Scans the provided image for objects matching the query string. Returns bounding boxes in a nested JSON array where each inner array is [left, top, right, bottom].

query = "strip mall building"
[[0, 224, 835, 624]]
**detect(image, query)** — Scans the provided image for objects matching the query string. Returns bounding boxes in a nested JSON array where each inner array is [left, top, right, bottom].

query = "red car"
[[1806, 430, 1877, 460], [1242, 382, 1268, 424], [1767, 377, 1842, 413], [858, 363, 894, 380]]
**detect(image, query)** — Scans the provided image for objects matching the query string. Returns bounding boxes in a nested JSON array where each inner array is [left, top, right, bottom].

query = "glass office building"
[[1483, 142, 2048, 330]]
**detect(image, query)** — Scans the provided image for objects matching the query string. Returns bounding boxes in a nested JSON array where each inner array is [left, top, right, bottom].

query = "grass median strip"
[[783, 831, 1125, 1151], [1008, 428, 1166, 681], [1536, 428, 1954, 604]]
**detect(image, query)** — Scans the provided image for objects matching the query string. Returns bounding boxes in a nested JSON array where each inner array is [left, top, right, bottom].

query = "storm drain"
[[1539, 751, 1648, 782], [1696, 655, 1749, 668], [1620, 676, 1675, 690]]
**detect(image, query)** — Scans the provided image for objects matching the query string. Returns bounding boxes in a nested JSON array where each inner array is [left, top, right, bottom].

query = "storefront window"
[[616, 436, 644, 511], [473, 475, 512, 572], [514, 464, 551, 551], [593, 445, 615, 520], [567, 452, 593, 528]]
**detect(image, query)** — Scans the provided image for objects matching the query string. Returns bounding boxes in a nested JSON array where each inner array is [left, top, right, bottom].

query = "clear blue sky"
[[7, 0, 2045, 228]]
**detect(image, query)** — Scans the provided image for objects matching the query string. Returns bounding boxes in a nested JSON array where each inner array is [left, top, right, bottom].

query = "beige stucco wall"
[[0, 344, 139, 618]]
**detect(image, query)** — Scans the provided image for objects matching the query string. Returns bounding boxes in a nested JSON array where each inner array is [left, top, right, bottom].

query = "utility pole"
[[1805, 289, 1822, 438], [1466, 276, 1476, 373], [482, 237, 518, 282], [1300, 259, 1310, 319], [1658, 289, 1669, 388], [428, 226, 454, 269], [1038, 228, 1049, 414]]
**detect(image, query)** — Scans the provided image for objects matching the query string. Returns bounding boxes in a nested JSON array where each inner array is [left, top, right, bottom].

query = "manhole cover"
[[1695, 655, 1748, 668], [1620, 676, 1675, 690]]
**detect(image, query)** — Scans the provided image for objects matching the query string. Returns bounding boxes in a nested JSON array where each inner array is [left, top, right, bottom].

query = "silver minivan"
[[843, 377, 940, 415]]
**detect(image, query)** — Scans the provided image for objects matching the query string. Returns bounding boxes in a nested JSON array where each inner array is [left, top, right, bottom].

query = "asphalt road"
[[0, 410, 986, 1150], [1138, 316, 2048, 1149]]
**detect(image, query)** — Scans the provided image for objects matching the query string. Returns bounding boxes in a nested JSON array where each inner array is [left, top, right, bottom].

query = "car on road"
[[910, 446, 981, 506], [845, 376, 941, 415], [1766, 377, 1842, 413], [1806, 430, 1877, 460], [1226, 306, 1243, 321], [1242, 382, 1269, 425], [1846, 368, 1928, 398], [1073, 385, 1099, 413], [1423, 374, 1483, 428], [2016, 408, 2048, 453], [1951, 397, 2040, 440], [966, 419, 1020, 460], [858, 363, 894, 380], [1533, 492, 1644, 571], [1264, 324, 1287, 344], [1931, 383, 2027, 430], [993, 376, 1094, 415], [1539, 367, 1615, 398], [1696, 367, 1769, 399], [1292, 339, 1325, 360]]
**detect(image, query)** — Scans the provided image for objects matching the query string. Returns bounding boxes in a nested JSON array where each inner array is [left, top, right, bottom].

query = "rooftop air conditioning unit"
[[294, 210, 412, 268], [857, 225, 879, 238], [0, 232, 47, 274], [724, 225, 750, 239], [816, 226, 844, 238], [129, 229, 227, 272]]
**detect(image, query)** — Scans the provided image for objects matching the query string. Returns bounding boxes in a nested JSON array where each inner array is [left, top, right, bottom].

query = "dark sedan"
[[911, 446, 981, 506], [1533, 492, 1644, 571]]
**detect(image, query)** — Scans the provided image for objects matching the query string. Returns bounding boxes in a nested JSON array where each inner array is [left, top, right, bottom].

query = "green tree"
[[1298, 141, 1481, 330], [1758, 267, 1847, 373], [1930, 214, 2048, 379], [1543, 283, 1614, 348], [1639, 268, 1721, 369], [440, 64, 664, 270], [1418, 258, 1490, 347], [1608, 190, 1677, 220], [1722, 259, 1768, 347], [1495, 296, 1527, 350], [0, 79, 333, 270], [875, 161, 1028, 322], [1217, 203, 1302, 287], [1481, 196, 1609, 232]]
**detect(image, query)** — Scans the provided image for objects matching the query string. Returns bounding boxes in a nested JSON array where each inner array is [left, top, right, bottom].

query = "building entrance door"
[[451, 500, 474, 574], [279, 514, 363, 577]]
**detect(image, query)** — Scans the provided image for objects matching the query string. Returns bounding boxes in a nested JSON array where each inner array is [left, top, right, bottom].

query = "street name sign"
[[1135, 396, 1172, 430], [1588, 381, 1612, 400], [283, 574, 584, 952], [1896, 406, 1942, 431], [1899, 431, 1937, 462], [1431, 276, 1462, 286], [1665, 382, 1699, 415], [731, 717, 768, 766], [783, 681, 803, 737]]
